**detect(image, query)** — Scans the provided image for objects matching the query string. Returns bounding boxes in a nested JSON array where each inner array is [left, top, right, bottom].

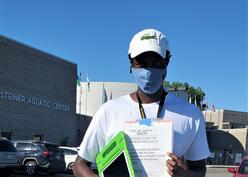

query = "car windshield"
[[0, 140, 17, 152], [62, 148, 78, 155], [44, 144, 62, 152], [239, 160, 248, 174]]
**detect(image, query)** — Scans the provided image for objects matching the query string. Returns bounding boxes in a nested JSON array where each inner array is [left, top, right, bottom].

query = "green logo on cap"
[[141, 34, 157, 41]]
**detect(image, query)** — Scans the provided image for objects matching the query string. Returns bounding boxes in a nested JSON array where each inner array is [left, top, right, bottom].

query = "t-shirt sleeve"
[[77, 106, 106, 163], [183, 110, 210, 161]]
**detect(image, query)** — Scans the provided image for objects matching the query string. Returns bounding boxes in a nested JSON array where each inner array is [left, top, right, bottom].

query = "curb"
[[207, 165, 238, 168]]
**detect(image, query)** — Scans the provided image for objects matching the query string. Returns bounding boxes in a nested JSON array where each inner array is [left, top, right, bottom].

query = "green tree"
[[163, 81, 171, 88], [163, 81, 206, 110]]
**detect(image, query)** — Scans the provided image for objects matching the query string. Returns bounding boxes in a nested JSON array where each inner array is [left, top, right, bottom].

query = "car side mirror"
[[228, 167, 237, 173]]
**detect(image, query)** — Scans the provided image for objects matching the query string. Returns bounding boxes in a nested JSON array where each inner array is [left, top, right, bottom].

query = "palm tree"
[[163, 81, 206, 110]]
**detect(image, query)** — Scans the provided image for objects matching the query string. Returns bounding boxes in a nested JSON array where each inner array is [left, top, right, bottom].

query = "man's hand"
[[73, 155, 98, 177], [166, 152, 187, 177], [166, 153, 207, 177]]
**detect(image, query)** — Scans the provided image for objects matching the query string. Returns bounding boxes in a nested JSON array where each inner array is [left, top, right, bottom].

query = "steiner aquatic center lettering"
[[0, 90, 70, 112]]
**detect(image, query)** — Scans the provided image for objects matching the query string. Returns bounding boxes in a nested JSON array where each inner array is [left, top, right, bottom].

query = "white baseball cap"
[[128, 28, 170, 59]]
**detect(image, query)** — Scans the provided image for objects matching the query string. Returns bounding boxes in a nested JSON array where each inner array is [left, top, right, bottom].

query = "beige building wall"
[[204, 109, 248, 164], [203, 109, 224, 129], [76, 82, 137, 116], [203, 109, 248, 129], [224, 128, 248, 152], [76, 82, 191, 117]]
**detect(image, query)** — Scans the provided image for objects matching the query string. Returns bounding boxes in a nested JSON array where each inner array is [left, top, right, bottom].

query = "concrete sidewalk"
[[206, 167, 233, 177], [207, 165, 238, 168]]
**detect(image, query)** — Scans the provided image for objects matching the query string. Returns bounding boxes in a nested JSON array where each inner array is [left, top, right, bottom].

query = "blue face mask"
[[131, 68, 166, 94]]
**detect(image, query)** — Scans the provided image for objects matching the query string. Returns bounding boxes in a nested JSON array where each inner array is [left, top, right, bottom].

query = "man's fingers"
[[167, 169, 173, 176], [167, 159, 176, 166], [166, 161, 176, 176], [167, 152, 180, 161], [167, 152, 184, 166], [166, 160, 177, 170], [166, 153, 187, 176]]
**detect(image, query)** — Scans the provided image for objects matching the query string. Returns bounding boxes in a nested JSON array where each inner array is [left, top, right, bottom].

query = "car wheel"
[[68, 162, 74, 171], [25, 161, 37, 176]]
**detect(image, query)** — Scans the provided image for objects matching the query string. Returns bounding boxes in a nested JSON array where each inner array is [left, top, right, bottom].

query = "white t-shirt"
[[78, 92, 210, 162]]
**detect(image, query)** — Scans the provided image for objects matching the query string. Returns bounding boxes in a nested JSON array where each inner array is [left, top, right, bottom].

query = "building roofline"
[[0, 34, 77, 66], [203, 109, 248, 114], [79, 81, 136, 84]]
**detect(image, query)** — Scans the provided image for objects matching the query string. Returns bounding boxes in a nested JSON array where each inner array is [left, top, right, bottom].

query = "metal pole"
[[86, 83, 87, 115]]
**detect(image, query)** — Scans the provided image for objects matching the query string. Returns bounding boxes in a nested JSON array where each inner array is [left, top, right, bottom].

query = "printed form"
[[124, 118, 173, 177]]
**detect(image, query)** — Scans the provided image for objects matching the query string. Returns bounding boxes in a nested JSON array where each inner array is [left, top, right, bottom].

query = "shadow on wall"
[[207, 130, 245, 165], [76, 114, 93, 146]]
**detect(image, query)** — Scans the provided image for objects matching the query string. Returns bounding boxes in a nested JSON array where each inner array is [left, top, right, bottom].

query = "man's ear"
[[162, 69, 167, 80], [128, 54, 133, 73], [165, 50, 171, 66], [128, 54, 133, 64]]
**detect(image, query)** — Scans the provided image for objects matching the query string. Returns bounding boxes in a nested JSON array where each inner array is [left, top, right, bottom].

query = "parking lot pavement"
[[11, 172, 74, 177], [11, 175, 73, 177], [206, 167, 232, 177], [11, 167, 231, 177]]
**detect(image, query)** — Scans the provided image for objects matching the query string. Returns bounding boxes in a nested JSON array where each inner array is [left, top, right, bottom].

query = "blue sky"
[[0, 0, 247, 112]]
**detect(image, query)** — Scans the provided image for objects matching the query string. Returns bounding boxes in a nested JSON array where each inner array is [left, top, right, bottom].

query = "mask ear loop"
[[165, 50, 171, 66], [128, 54, 133, 73], [163, 50, 171, 80]]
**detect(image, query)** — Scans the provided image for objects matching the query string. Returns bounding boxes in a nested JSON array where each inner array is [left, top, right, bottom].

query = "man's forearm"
[[184, 160, 207, 177], [182, 168, 206, 177], [73, 156, 98, 177]]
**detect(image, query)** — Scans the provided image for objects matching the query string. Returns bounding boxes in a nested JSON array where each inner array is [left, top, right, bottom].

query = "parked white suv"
[[60, 146, 78, 172]]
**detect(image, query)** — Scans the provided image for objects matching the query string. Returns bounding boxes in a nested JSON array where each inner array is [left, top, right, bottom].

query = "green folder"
[[96, 131, 136, 177]]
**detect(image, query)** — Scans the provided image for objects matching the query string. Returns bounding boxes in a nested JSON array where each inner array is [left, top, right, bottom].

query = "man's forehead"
[[135, 52, 164, 61]]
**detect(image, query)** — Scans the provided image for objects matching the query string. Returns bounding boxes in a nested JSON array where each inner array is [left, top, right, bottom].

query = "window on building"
[[1, 131, 12, 140], [60, 137, 68, 146], [33, 135, 44, 141]]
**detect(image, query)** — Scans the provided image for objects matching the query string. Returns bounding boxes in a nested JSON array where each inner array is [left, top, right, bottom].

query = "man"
[[73, 29, 210, 177]]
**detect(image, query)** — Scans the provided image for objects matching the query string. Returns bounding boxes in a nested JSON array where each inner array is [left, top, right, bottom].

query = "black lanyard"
[[136, 91, 167, 119]]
